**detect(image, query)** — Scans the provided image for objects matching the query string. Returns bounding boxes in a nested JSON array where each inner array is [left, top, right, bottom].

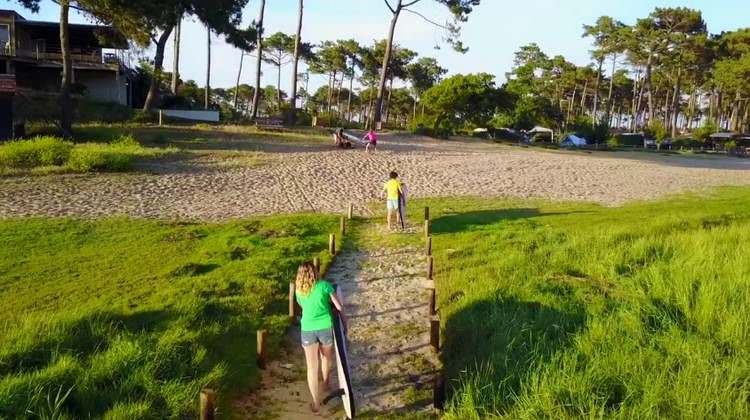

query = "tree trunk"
[[384, 77, 393, 125], [171, 16, 181, 94], [205, 27, 211, 109], [645, 55, 654, 124], [143, 26, 175, 111], [347, 71, 354, 121], [251, 0, 266, 119], [58, 0, 73, 136], [605, 53, 617, 126], [566, 87, 576, 128], [374, 1, 402, 128], [592, 56, 603, 123], [233, 52, 244, 111], [336, 74, 344, 118], [326, 71, 335, 114], [669, 71, 680, 136], [288, 0, 304, 125], [580, 79, 588, 116], [276, 63, 282, 108], [630, 66, 641, 131]]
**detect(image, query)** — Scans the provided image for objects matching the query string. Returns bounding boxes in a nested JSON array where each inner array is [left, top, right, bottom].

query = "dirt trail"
[[235, 229, 439, 418]]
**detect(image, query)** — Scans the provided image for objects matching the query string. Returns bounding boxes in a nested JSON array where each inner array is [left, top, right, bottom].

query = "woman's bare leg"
[[319, 344, 334, 390], [303, 343, 321, 411]]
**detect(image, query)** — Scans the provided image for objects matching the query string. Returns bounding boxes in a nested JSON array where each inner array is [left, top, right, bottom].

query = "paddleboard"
[[397, 187, 406, 230], [325, 285, 355, 418]]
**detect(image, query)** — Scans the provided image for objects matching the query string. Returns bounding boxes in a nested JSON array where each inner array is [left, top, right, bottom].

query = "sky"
[[2, 0, 748, 95]]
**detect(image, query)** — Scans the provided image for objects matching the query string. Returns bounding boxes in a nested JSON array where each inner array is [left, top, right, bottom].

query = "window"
[[0, 24, 9, 55]]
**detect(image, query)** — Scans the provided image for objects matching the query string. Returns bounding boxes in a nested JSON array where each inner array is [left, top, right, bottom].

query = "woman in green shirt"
[[295, 261, 347, 413]]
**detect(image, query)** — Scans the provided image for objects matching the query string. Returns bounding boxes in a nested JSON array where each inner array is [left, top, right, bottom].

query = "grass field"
[[0, 215, 340, 419], [412, 189, 750, 419]]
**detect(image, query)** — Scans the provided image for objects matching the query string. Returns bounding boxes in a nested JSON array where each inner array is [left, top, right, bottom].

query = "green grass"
[[0, 135, 176, 175], [405, 189, 750, 419], [0, 215, 341, 419]]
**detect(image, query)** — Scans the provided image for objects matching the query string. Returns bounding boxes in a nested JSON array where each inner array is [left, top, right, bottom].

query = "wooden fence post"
[[329, 233, 336, 255], [424, 206, 430, 221], [424, 220, 431, 238], [340, 216, 346, 235], [288, 282, 297, 319], [427, 256, 434, 280], [313, 257, 320, 276], [257, 329, 268, 369], [430, 318, 440, 352], [433, 375, 445, 411], [200, 388, 216, 420], [158, 110, 163, 126], [425, 236, 432, 256], [348, 204, 354, 220], [428, 288, 436, 316]]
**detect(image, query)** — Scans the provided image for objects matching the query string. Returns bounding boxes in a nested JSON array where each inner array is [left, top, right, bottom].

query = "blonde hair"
[[295, 262, 317, 296]]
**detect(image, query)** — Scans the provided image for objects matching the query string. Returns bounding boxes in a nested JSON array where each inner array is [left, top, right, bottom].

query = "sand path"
[[234, 229, 439, 418], [2, 135, 750, 220]]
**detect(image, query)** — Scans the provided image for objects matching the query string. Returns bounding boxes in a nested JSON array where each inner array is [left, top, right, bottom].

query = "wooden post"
[[340, 216, 346, 235], [348, 203, 354, 220], [427, 256, 434, 280], [433, 375, 445, 410], [288, 282, 296, 319], [158, 109, 163, 126], [200, 388, 216, 420], [428, 288, 436, 316], [430, 318, 440, 352], [424, 206, 430, 221], [424, 220, 431, 238], [257, 329, 268, 369], [329, 233, 336, 255], [425, 236, 432, 256], [313, 257, 320, 276]]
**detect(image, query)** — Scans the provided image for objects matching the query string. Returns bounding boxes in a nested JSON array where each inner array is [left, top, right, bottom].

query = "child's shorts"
[[301, 328, 334, 347], [387, 199, 399, 210]]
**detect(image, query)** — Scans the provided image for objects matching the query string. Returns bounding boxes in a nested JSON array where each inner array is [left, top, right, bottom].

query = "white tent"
[[527, 126, 554, 141], [561, 134, 587, 147]]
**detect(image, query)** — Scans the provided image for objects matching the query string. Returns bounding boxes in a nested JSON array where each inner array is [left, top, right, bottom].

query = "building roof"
[[1, 10, 128, 49]]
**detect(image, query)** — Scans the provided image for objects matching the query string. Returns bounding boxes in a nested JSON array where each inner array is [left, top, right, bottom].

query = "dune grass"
[[0, 215, 340, 419], [399, 189, 750, 419], [0, 135, 176, 175]]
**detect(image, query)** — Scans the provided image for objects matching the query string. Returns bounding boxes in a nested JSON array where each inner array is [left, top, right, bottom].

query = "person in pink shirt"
[[362, 129, 377, 153]]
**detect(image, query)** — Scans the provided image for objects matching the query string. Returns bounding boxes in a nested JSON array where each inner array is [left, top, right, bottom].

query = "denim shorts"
[[387, 199, 399, 210], [301, 328, 334, 347]]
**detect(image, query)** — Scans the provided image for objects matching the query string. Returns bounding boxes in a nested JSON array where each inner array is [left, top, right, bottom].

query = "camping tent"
[[527, 126, 554, 141], [561, 134, 587, 147]]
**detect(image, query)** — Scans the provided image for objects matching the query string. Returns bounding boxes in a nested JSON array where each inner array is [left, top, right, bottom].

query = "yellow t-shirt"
[[384, 179, 402, 200]]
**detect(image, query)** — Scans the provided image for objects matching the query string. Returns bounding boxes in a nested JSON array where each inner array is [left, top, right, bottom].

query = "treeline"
[[496, 8, 750, 142], [13, 0, 481, 134]]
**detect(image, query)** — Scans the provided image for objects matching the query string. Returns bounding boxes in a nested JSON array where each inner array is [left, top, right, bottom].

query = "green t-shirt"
[[296, 280, 335, 332]]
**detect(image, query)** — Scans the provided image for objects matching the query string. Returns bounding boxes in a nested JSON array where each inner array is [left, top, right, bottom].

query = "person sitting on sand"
[[295, 262, 347, 414], [383, 171, 403, 231], [332, 128, 343, 147], [363, 129, 377, 153]]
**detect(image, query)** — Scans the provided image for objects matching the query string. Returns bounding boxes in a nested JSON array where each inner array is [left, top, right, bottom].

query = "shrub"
[[693, 122, 718, 142], [130, 110, 158, 124], [672, 137, 703, 149], [77, 100, 133, 123], [0, 137, 74, 168], [614, 133, 645, 147], [67, 144, 134, 172], [645, 120, 668, 141]]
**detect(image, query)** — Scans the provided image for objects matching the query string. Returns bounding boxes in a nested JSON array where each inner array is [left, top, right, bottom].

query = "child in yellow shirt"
[[383, 171, 402, 231]]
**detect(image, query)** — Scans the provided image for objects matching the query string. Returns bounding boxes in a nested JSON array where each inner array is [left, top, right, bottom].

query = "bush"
[[613, 133, 645, 147], [0, 136, 74, 168], [408, 116, 452, 138], [77, 100, 133, 123], [0, 135, 173, 174], [693, 122, 718, 142], [130, 110, 158, 124], [645, 120, 668, 142], [672, 137, 704, 149]]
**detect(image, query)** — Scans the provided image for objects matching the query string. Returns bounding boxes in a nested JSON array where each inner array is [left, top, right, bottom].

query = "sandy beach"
[[1, 134, 750, 220]]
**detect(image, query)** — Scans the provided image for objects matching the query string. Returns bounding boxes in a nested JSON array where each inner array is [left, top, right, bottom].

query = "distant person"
[[332, 128, 343, 147], [383, 171, 403, 231], [295, 262, 347, 414], [363, 129, 378, 153]]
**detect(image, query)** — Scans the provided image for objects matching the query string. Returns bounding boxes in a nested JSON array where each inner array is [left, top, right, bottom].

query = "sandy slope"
[[2, 135, 750, 220]]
